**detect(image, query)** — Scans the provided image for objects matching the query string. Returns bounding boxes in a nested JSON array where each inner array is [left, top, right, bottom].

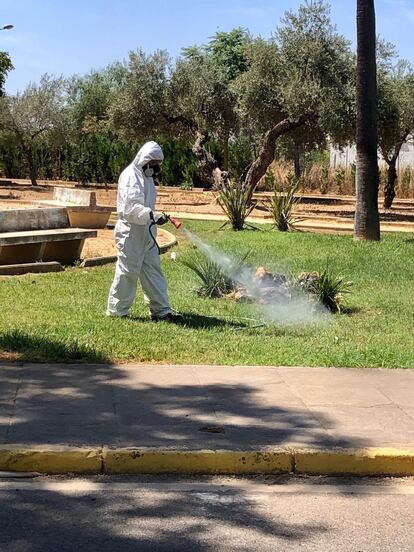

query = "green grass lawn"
[[1, 220, 413, 368]]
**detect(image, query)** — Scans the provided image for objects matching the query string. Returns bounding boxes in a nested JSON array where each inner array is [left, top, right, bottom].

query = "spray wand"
[[149, 212, 183, 254], [163, 213, 182, 230]]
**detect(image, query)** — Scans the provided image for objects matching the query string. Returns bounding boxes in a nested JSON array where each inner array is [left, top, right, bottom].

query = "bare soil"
[[1, 179, 414, 238], [82, 228, 174, 259]]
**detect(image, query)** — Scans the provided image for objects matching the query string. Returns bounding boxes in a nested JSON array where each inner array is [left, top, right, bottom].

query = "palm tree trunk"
[[354, 0, 380, 241]]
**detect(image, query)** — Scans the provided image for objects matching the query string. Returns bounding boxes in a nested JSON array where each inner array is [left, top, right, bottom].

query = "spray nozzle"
[[164, 213, 182, 229]]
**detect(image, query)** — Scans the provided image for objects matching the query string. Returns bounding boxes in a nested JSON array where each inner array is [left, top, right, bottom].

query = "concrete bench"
[[36, 187, 113, 228], [0, 208, 97, 265]]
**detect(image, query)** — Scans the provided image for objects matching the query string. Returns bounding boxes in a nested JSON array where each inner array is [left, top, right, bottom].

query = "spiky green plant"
[[181, 255, 235, 298], [181, 250, 252, 299], [266, 178, 302, 232], [317, 266, 353, 313], [215, 180, 256, 231], [298, 266, 353, 313]]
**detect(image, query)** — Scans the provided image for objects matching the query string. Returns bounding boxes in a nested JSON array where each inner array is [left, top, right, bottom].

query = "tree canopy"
[[377, 43, 414, 207], [233, 0, 354, 195], [0, 75, 66, 184], [0, 51, 13, 96], [0, 0, 413, 206]]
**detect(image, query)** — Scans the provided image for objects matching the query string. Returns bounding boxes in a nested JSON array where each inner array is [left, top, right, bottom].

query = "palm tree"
[[354, 0, 380, 241]]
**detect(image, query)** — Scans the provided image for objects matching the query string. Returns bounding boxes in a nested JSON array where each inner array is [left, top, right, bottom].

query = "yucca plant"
[[181, 254, 235, 298], [181, 250, 252, 299], [317, 266, 353, 313], [215, 179, 256, 231], [298, 265, 353, 313], [266, 176, 302, 231]]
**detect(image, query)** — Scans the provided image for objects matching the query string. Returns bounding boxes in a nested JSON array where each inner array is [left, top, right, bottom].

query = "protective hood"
[[133, 141, 164, 168]]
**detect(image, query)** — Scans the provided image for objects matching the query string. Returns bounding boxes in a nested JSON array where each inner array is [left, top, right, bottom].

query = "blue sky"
[[1, 0, 414, 93]]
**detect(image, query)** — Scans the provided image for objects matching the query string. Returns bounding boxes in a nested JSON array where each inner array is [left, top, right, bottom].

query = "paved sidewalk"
[[1, 363, 413, 450]]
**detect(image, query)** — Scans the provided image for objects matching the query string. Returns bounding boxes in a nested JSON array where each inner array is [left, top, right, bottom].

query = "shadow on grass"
[[0, 329, 110, 363], [129, 312, 250, 330], [340, 305, 362, 315]]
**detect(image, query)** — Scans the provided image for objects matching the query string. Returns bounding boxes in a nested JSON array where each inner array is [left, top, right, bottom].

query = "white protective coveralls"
[[106, 141, 172, 318]]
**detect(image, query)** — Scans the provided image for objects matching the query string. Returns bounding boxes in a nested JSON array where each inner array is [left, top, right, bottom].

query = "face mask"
[[143, 163, 161, 178]]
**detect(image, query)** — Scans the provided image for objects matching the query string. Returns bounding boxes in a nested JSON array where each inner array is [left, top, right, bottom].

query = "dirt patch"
[[82, 228, 176, 259], [0, 350, 22, 362], [1, 179, 413, 232], [82, 230, 117, 258]]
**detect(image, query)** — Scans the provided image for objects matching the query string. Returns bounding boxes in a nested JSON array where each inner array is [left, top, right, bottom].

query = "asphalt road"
[[1, 475, 413, 551]]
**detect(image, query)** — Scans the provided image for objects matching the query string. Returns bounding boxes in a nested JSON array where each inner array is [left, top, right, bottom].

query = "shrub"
[[261, 168, 276, 191], [400, 168, 412, 198], [215, 179, 256, 231], [180, 166, 195, 190], [181, 249, 251, 298], [319, 165, 330, 194], [181, 254, 234, 298], [265, 177, 302, 231], [350, 162, 356, 193], [159, 138, 198, 186], [297, 266, 353, 313], [229, 137, 255, 182], [334, 169, 345, 194]]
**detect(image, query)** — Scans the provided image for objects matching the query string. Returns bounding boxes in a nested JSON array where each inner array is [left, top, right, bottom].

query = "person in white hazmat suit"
[[107, 141, 179, 321]]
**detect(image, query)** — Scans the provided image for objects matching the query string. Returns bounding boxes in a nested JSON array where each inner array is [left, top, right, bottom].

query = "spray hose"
[[149, 221, 161, 254], [149, 212, 182, 254]]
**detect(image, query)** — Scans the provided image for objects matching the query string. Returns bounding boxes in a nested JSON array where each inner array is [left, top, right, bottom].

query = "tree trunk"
[[382, 137, 407, 209], [243, 118, 305, 201], [293, 141, 301, 178], [163, 113, 220, 187], [26, 147, 38, 186], [57, 147, 62, 179], [354, 0, 380, 241], [383, 158, 397, 209], [191, 130, 219, 187], [223, 131, 230, 172]]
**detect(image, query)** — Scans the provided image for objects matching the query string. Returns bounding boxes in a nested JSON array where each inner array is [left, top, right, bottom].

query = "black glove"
[[154, 213, 169, 226]]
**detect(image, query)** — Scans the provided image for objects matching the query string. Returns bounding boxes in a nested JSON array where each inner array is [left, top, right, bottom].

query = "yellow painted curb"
[[0, 446, 413, 476], [0, 447, 102, 475], [294, 448, 414, 476], [103, 448, 293, 475]]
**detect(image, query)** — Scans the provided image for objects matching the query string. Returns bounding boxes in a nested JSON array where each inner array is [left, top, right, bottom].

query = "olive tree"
[[168, 54, 239, 183], [66, 64, 128, 183], [232, 0, 354, 200], [0, 51, 13, 96], [109, 45, 245, 186], [377, 49, 414, 209], [0, 75, 66, 185], [183, 28, 251, 170], [109, 49, 171, 142]]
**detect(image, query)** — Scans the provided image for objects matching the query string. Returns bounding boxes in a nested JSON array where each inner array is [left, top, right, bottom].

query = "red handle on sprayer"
[[167, 215, 182, 229]]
